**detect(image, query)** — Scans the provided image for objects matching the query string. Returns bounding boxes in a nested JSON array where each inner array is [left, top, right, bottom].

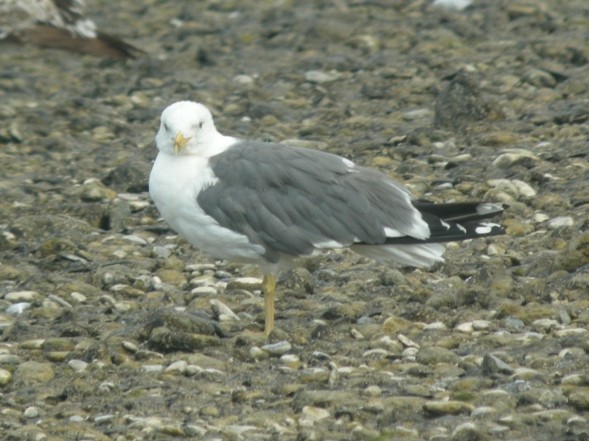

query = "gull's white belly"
[[149, 152, 266, 262]]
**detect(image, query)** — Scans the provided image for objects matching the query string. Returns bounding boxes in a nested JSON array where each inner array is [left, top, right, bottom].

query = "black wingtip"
[[385, 201, 507, 245]]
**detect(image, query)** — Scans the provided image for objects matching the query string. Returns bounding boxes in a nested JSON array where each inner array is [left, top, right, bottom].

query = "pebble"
[[492, 149, 539, 169], [189, 286, 218, 298], [547, 216, 574, 228], [23, 406, 40, 419], [481, 353, 514, 375], [364, 385, 382, 397], [472, 320, 491, 331], [250, 346, 270, 361], [304, 70, 341, 83], [532, 318, 559, 331], [142, 364, 164, 373], [67, 359, 88, 372], [165, 360, 187, 374], [416, 346, 461, 366], [232, 74, 254, 85], [210, 299, 240, 321], [6, 302, 31, 315], [403, 108, 432, 121], [425, 321, 447, 330], [226, 277, 262, 291], [261, 340, 292, 356], [455, 322, 474, 333], [0, 368, 12, 386], [4, 290, 41, 302], [423, 400, 474, 416], [69, 291, 87, 303], [299, 406, 330, 426]]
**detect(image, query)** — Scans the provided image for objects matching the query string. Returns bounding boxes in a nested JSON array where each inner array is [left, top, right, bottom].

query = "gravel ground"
[[1, 0, 589, 440]]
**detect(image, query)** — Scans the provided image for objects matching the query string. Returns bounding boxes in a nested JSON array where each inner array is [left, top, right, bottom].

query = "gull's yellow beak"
[[173, 132, 190, 154]]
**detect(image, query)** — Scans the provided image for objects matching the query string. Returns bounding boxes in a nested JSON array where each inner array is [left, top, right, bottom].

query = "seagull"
[[0, 0, 142, 59], [149, 101, 506, 335]]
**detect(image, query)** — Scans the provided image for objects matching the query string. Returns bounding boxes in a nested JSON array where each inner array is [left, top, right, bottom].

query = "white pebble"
[[455, 322, 474, 333], [68, 359, 89, 372], [548, 216, 574, 228], [261, 340, 291, 356], [305, 70, 341, 83], [5, 291, 40, 302], [472, 320, 491, 331], [6, 302, 31, 315], [165, 360, 187, 373], [23, 406, 40, 419]]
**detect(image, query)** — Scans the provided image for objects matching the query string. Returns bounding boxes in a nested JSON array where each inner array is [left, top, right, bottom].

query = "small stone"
[[548, 216, 574, 229], [416, 346, 461, 365], [512, 367, 542, 381], [280, 354, 302, 369], [122, 234, 147, 245], [305, 70, 341, 83], [423, 400, 474, 416], [4, 291, 41, 302], [472, 320, 491, 331], [0, 368, 12, 386], [191, 286, 218, 296], [6, 302, 31, 315], [261, 340, 291, 356], [481, 353, 514, 375], [532, 318, 559, 331], [250, 347, 269, 361], [210, 299, 240, 321], [364, 385, 382, 397], [398, 334, 419, 348], [142, 364, 164, 373], [222, 425, 258, 437], [455, 322, 474, 333], [23, 406, 40, 419], [471, 406, 496, 418], [233, 74, 254, 85], [68, 359, 88, 372], [403, 108, 432, 121], [226, 277, 262, 291], [425, 321, 447, 330], [300, 405, 330, 426], [300, 367, 330, 383], [492, 149, 539, 169], [165, 360, 187, 374], [79, 180, 117, 201], [69, 292, 87, 303]]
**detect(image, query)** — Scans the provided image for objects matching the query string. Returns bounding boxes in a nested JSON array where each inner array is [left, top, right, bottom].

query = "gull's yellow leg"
[[262, 273, 277, 336]]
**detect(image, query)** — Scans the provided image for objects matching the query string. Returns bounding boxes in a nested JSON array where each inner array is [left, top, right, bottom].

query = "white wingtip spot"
[[475, 222, 501, 235], [457, 223, 467, 234], [477, 203, 504, 215], [441, 220, 451, 230]]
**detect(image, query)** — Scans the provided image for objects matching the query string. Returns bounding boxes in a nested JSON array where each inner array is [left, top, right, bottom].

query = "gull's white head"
[[155, 101, 220, 155]]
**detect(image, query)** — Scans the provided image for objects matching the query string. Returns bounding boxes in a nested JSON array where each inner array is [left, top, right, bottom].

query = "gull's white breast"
[[149, 152, 266, 262]]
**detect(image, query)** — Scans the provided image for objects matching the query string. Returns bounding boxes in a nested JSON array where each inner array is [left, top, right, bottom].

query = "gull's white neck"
[[197, 132, 239, 158]]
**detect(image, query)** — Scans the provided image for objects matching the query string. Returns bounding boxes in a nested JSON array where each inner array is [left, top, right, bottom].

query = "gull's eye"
[[193, 121, 204, 130], [163, 123, 170, 132]]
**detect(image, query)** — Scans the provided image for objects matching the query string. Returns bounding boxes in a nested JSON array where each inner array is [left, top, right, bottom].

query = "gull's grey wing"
[[197, 141, 424, 263]]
